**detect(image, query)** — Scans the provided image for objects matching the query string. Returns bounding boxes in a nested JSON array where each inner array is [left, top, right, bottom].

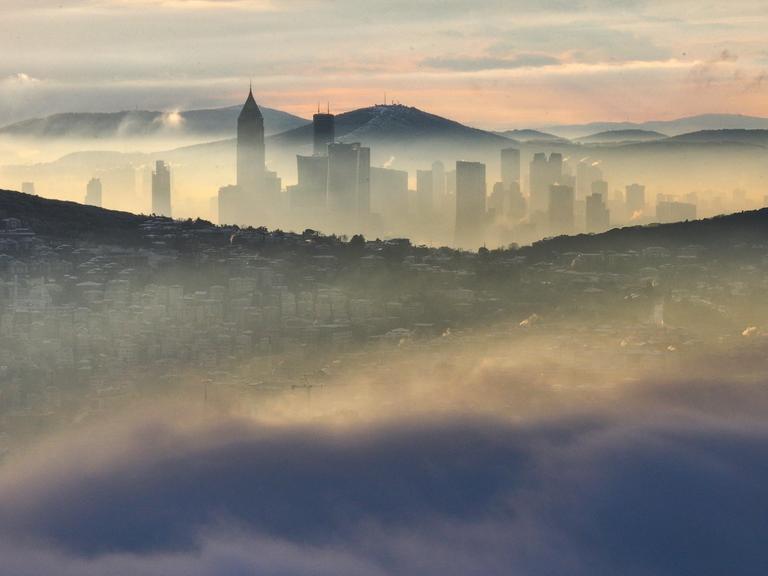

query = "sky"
[[1, 0, 767, 128]]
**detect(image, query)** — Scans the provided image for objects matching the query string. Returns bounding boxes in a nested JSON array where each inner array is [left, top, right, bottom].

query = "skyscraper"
[[455, 160, 486, 248], [626, 183, 646, 217], [549, 183, 574, 234], [416, 169, 434, 218], [313, 111, 335, 156], [85, 177, 102, 207], [370, 167, 409, 226], [548, 153, 563, 178], [576, 160, 603, 200], [327, 142, 370, 221], [218, 184, 242, 225], [291, 154, 328, 210], [530, 152, 563, 214], [151, 160, 172, 217], [500, 147, 520, 190], [237, 86, 265, 195], [586, 192, 610, 232], [432, 161, 446, 196]]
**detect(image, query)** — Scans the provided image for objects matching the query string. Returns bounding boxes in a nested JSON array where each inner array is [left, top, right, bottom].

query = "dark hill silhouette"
[[0, 188, 149, 241], [271, 104, 510, 148], [521, 209, 768, 261]]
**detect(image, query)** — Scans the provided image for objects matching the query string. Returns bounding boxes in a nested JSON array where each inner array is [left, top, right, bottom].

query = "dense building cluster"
[[2, 208, 767, 445]]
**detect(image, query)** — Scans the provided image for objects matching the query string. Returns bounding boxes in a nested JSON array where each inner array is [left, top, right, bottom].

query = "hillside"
[[0, 106, 308, 139], [494, 129, 566, 143], [271, 104, 510, 148], [546, 113, 768, 139], [665, 129, 768, 146], [0, 188, 150, 241], [522, 208, 768, 260], [4, 185, 768, 262], [577, 129, 667, 144]]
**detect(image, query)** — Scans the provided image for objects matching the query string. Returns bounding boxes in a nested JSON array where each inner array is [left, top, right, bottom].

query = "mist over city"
[[1, 1, 768, 575]]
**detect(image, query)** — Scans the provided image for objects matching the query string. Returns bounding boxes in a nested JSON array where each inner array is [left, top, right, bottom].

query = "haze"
[[2, 2, 768, 575]]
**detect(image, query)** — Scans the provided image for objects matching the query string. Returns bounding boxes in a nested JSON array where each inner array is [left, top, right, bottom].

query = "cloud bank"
[[1, 368, 768, 575]]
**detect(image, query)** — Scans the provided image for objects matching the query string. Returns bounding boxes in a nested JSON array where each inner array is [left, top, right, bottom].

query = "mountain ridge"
[[576, 129, 668, 143], [544, 113, 768, 139], [271, 103, 511, 148], [0, 106, 309, 139]]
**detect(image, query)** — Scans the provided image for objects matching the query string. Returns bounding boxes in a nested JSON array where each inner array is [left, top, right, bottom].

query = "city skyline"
[[3, 3, 768, 575], [1, 1, 767, 128]]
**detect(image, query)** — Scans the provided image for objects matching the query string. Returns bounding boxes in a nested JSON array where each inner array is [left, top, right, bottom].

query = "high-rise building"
[[416, 169, 434, 218], [529, 154, 548, 213], [576, 160, 603, 200], [530, 153, 563, 214], [508, 181, 527, 221], [312, 112, 335, 156], [455, 160, 486, 248], [237, 86, 265, 195], [549, 183, 574, 234], [488, 182, 507, 220], [85, 177, 102, 207], [218, 185, 243, 225], [625, 183, 646, 216], [549, 153, 564, 181], [151, 160, 172, 217], [21, 182, 36, 195], [591, 179, 608, 198], [370, 167, 409, 225], [432, 161, 446, 197], [500, 147, 520, 190], [327, 142, 370, 220], [586, 192, 610, 232], [291, 155, 328, 210]]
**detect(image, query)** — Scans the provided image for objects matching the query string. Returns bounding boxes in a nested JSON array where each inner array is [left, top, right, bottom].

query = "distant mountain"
[[576, 129, 667, 144], [665, 129, 768, 146], [546, 114, 768, 139], [493, 129, 567, 143], [271, 104, 510, 149], [0, 106, 309, 139]]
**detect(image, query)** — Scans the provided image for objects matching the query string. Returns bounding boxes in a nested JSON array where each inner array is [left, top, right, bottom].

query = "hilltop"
[[271, 104, 510, 149], [0, 188, 150, 241], [494, 129, 567, 143], [522, 208, 768, 260], [545, 113, 768, 139], [665, 129, 768, 146], [576, 129, 667, 144], [0, 106, 308, 139]]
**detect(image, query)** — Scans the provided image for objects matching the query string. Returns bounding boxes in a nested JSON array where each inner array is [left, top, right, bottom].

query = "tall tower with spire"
[[237, 85, 265, 195]]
